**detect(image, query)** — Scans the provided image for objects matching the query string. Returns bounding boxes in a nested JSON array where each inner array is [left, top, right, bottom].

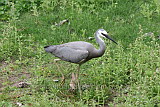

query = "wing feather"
[[51, 46, 89, 63]]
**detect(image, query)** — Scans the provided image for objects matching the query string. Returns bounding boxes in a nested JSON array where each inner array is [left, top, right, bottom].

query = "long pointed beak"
[[101, 33, 118, 45]]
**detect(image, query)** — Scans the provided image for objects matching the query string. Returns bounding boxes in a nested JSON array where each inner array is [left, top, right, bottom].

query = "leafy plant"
[[0, 0, 160, 106]]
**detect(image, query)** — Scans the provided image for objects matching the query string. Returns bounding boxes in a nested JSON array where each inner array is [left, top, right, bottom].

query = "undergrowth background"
[[0, 0, 160, 106]]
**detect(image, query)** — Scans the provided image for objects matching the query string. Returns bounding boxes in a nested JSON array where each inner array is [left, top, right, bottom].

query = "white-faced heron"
[[44, 29, 117, 93]]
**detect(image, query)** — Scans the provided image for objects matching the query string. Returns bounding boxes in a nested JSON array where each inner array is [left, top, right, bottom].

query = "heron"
[[44, 29, 118, 93]]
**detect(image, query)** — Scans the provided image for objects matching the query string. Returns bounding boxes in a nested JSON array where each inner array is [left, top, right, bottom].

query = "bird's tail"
[[44, 45, 56, 53]]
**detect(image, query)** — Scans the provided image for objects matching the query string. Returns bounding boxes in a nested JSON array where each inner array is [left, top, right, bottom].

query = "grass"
[[0, 0, 160, 106]]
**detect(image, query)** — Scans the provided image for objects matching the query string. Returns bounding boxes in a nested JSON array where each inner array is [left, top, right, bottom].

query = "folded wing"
[[44, 45, 89, 64]]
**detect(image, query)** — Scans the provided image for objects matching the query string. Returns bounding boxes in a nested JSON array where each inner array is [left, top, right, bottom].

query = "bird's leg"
[[69, 72, 76, 90], [54, 59, 65, 86], [76, 64, 82, 97], [69, 65, 80, 89], [69, 65, 82, 97]]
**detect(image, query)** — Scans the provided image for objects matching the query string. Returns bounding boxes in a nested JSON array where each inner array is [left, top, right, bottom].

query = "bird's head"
[[96, 29, 118, 44]]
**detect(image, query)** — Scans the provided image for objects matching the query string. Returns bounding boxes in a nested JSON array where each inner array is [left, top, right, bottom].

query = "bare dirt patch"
[[0, 72, 32, 90], [0, 61, 32, 91]]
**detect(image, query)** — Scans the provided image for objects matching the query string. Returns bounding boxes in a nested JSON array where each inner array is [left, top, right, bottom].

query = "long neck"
[[95, 35, 106, 57]]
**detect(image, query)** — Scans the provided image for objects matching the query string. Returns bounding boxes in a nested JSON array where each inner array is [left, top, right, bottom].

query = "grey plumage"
[[44, 29, 117, 92], [44, 29, 117, 65], [44, 42, 88, 64]]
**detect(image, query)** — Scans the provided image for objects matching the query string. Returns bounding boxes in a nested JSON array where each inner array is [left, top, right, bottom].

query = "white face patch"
[[95, 29, 118, 44], [97, 29, 108, 38]]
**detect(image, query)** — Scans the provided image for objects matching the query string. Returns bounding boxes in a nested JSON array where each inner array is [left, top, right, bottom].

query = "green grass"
[[0, 0, 160, 106]]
